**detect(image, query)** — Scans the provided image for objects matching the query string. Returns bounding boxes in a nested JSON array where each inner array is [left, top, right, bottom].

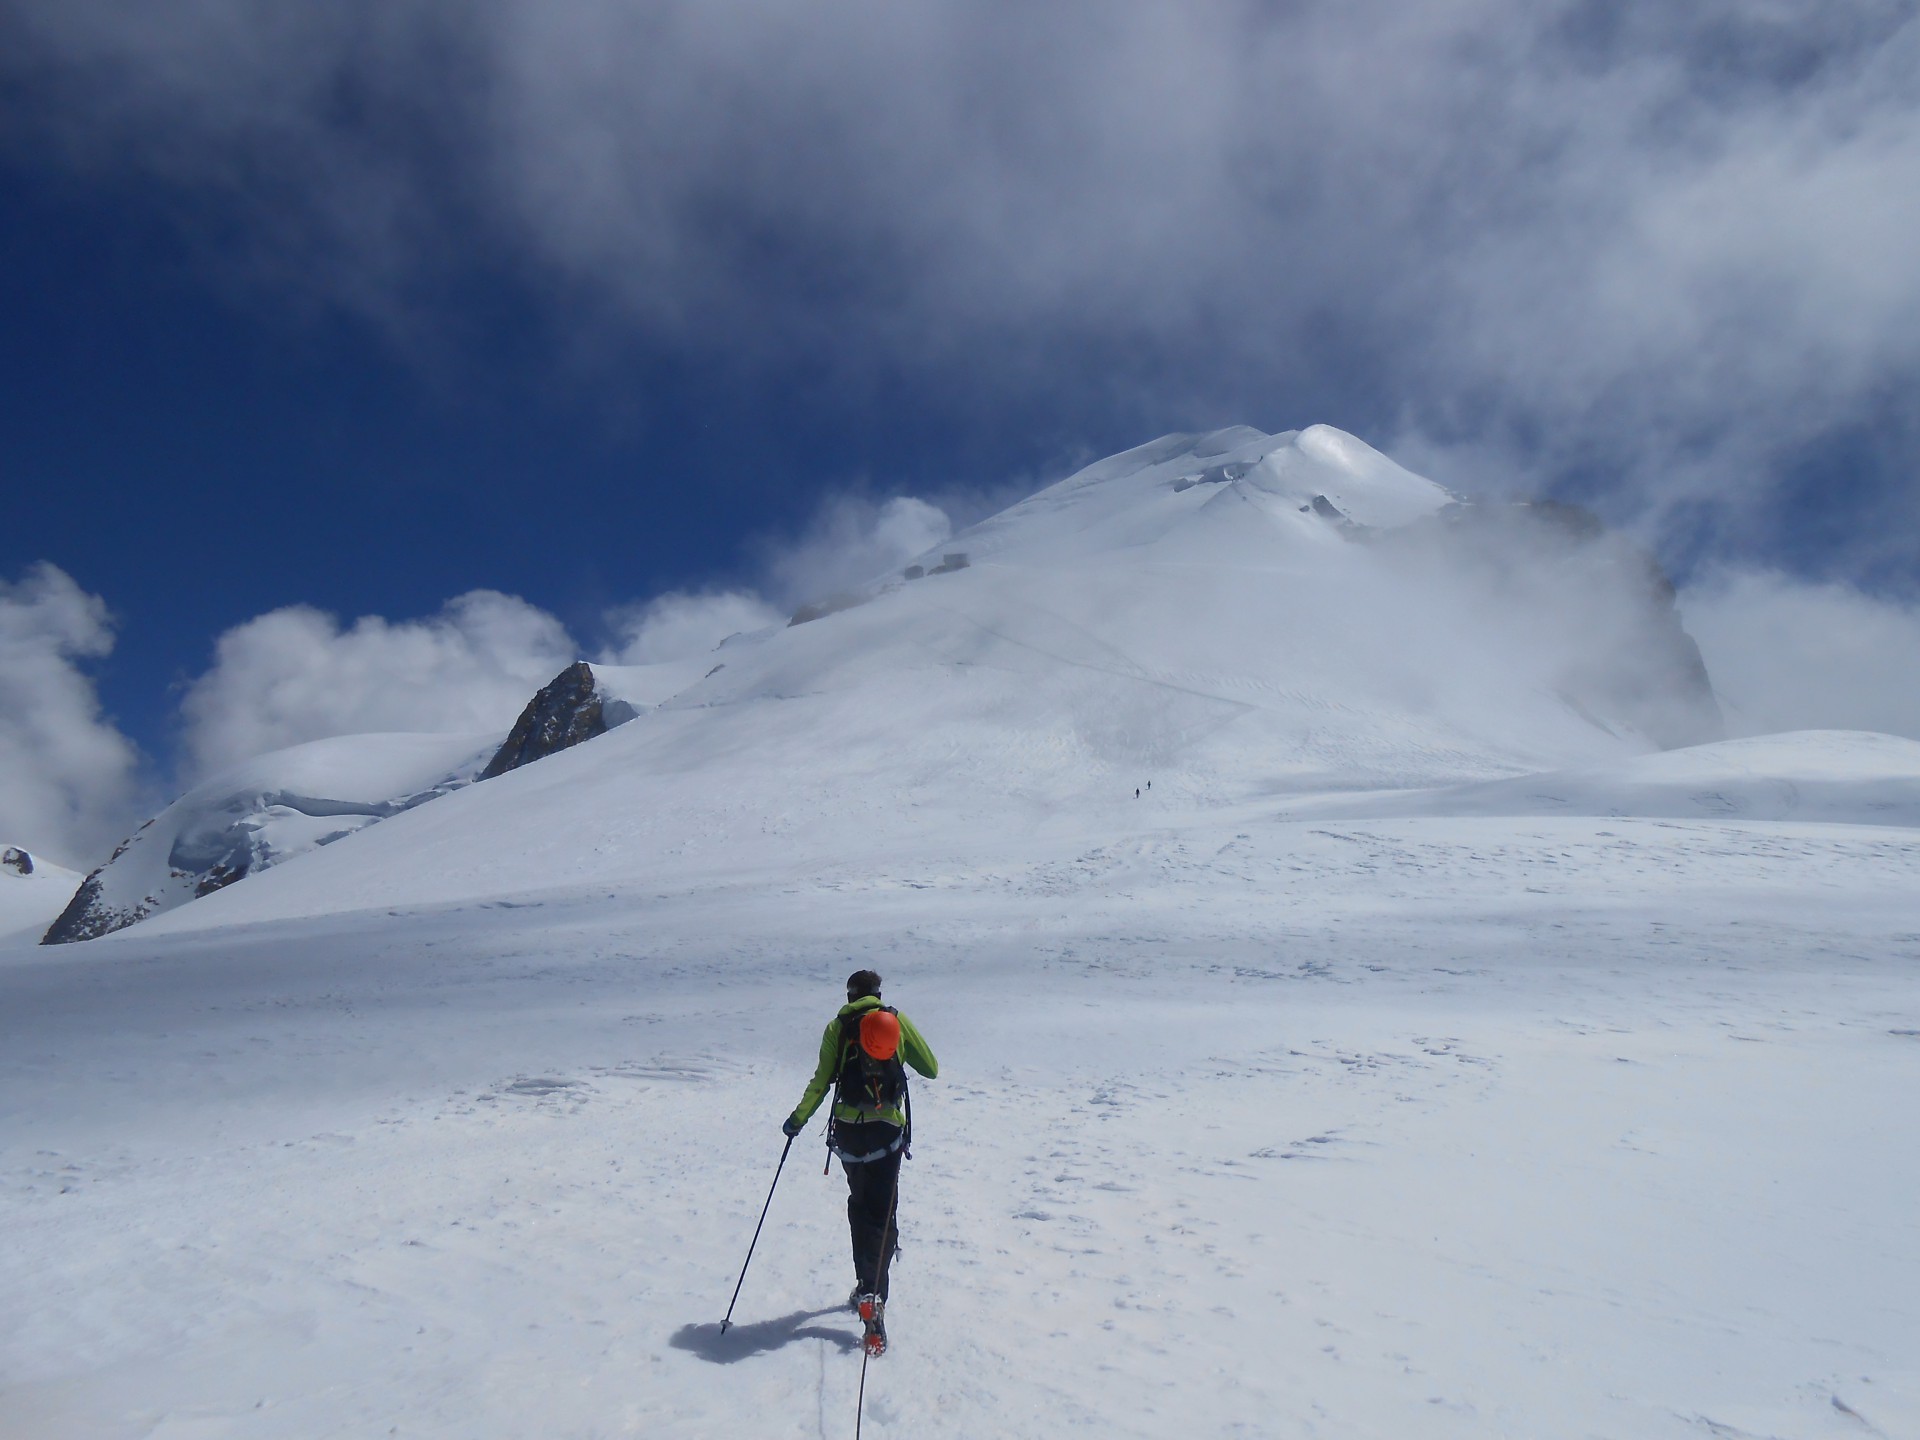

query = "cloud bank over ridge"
[[174, 591, 578, 780], [0, 489, 960, 866], [6, 477, 1919, 874]]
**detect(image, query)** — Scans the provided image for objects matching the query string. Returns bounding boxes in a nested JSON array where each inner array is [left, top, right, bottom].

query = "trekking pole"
[[719, 1134, 794, 1335]]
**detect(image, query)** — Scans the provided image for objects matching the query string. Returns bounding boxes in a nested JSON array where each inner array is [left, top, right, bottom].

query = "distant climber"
[[784, 969, 938, 1356]]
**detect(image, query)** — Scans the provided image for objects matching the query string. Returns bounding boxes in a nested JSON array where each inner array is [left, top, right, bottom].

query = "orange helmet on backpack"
[[858, 1009, 901, 1061]]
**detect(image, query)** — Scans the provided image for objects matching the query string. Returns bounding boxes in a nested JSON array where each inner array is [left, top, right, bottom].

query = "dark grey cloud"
[[6, 0, 1919, 571]]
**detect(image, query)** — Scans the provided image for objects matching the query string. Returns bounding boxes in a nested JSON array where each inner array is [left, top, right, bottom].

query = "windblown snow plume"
[[1682, 570, 1920, 741], [759, 496, 954, 611], [603, 591, 782, 665]]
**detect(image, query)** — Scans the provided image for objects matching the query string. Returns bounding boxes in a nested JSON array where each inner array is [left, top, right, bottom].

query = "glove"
[[782, 1114, 804, 1138]]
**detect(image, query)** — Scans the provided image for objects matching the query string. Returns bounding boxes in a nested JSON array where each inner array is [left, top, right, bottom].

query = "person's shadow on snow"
[[671, 1307, 858, 1363]]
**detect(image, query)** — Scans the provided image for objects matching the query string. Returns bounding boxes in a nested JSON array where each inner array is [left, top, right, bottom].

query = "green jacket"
[[788, 996, 938, 1131]]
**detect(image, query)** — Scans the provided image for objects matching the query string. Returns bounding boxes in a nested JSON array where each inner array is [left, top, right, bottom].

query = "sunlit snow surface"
[[3, 429, 1916, 1436], [0, 852, 80, 946]]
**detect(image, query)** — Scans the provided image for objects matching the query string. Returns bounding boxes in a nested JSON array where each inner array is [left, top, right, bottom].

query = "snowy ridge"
[[590, 657, 723, 716], [125, 424, 1720, 936], [927, 423, 1453, 567], [42, 732, 496, 942]]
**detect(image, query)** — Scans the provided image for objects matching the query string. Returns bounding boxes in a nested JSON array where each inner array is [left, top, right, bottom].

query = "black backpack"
[[834, 1005, 908, 1119]]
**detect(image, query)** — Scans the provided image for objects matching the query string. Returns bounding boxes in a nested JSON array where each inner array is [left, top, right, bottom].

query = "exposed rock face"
[[42, 872, 114, 943], [2, 847, 31, 876], [1308, 495, 1349, 522], [788, 593, 868, 627], [481, 662, 638, 778]]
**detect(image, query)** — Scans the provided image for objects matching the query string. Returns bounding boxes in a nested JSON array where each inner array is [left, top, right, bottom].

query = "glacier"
[[1, 425, 1913, 1438]]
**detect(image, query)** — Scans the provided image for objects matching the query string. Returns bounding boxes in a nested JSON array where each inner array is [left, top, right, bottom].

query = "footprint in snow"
[[503, 1077, 580, 1096]]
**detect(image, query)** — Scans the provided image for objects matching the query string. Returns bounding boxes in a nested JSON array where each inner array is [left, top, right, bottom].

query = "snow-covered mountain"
[[125, 424, 1722, 935], [40, 656, 725, 943], [0, 845, 81, 946], [6, 426, 1917, 1439], [40, 733, 497, 943]]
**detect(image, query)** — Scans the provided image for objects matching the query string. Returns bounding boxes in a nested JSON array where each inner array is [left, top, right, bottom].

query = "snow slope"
[[0, 849, 80, 947], [591, 657, 727, 719], [3, 794, 1916, 1438], [128, 425, 1719, 937], [1285, 729, 1920, 827], [4, 425, 1910, 1437]]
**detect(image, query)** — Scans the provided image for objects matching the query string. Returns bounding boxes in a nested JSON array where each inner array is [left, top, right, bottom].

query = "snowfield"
[[0, 851, 81, 947], [3, 428, 1915, 1437], [4, 787, 1917, 1438]]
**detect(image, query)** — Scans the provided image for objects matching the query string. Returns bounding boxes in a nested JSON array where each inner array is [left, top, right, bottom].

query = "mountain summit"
[[101, 424, 1720, 937]]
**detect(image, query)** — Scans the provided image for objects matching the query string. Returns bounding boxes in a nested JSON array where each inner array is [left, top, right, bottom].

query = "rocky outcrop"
[[481, 662, 640, 778], [788, 593, 868, 627], [41, 871, 117, 944], [2, 846, 31, 876]]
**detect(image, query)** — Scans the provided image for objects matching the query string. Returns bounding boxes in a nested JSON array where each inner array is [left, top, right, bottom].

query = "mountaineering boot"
[[848, 1285, 863, 1314], [857, 1294, 887, 1356]]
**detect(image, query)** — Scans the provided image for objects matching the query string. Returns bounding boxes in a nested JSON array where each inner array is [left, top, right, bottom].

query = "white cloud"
[[11, 3, 1918, 556], [1681, 570, 1920, 740], [760, 495, 953, 607], [176, 590, 577, 779], [602, 493, 953, 659], [0, 564, 144, 868], [168, 491, 952, 778], [602, 590, 782, 665]]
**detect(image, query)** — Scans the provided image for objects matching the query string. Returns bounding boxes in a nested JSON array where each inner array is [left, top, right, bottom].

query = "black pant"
[[837, 1121, 904, 1300]]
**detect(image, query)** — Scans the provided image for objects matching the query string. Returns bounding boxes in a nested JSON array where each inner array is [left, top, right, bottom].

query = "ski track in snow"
[[3, 812, 1917, 1438]]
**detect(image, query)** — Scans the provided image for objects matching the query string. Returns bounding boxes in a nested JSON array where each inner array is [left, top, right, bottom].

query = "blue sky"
[[3, 0, 1919, 866], [0, 163, 1089, 726]]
